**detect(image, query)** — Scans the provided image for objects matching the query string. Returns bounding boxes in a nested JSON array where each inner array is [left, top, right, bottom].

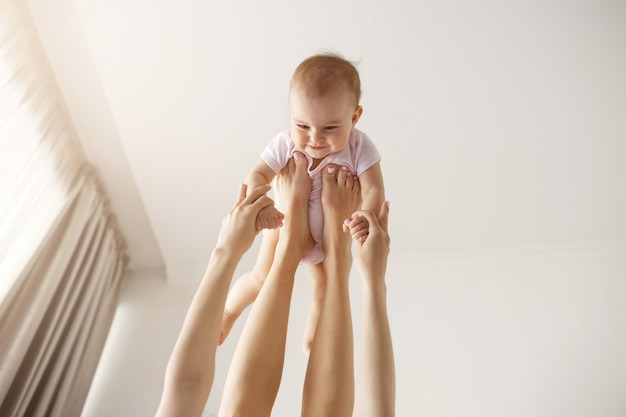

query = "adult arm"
[[155, 184, 273, 417], [352, 202, 395, 417]]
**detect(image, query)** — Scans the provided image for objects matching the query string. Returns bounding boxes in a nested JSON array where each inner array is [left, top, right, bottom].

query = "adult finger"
[[293, 150, 304, 159], [249, 192, 275, 215], [241, 184, 271, 206], [378, 201, 390, 233], [234, 183, 247, 208]]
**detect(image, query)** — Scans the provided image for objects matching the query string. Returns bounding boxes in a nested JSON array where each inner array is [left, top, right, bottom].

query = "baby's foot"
[[218, 309, 240, 345], [321, 165, 361, 240]]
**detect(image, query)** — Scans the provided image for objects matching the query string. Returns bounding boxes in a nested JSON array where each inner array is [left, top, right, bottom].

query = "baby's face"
[[289, 86, 362, 162]]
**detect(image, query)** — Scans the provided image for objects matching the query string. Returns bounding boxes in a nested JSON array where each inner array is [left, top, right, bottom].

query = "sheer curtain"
[[0, 2, 129, 416]]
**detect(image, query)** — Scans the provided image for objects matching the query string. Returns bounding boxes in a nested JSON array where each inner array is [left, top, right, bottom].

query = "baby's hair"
[[290, 52, 361, 106]]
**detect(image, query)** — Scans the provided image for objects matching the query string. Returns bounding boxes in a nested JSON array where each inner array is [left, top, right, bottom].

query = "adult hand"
[[352, 201, 391, 281], [215, 183, 274, 256]]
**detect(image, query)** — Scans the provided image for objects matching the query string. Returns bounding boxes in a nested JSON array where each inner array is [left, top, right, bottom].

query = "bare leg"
[[302, 263, 326, 355], [219, 229, 279, 345], [219, 154, 313, 417], [301, 165, 361, 417], [352, 202, 395, 417]]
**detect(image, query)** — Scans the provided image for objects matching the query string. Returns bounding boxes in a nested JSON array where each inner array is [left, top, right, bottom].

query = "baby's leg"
[[219, 229, 279, 345], [302, 263, 327, 355]]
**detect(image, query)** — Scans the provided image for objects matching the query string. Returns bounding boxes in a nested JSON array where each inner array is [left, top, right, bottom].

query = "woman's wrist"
[[360, 272, 387, 290], [210, 245, 245, 266]]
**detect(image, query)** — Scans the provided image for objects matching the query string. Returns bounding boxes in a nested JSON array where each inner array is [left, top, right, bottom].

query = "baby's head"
[[290, 52, 361, 108], [289, 53, 363, 162]]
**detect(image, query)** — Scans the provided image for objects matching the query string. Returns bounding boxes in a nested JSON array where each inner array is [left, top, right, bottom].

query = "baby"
[[220, 52, 386, 353]]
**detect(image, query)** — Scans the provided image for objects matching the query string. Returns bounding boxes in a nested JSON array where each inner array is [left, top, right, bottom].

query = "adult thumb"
[[378, 201, 389, 233]]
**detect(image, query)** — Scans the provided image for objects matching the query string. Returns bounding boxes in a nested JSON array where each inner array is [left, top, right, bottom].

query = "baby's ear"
[[352, 106, 363, 125]]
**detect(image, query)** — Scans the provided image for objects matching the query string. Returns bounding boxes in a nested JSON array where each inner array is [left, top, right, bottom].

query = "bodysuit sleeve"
[[260, 131, 291, 173]]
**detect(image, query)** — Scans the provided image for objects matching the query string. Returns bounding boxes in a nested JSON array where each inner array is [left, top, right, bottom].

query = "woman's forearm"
[[158, 248, 243, 417], [357, 281, 395, 417]]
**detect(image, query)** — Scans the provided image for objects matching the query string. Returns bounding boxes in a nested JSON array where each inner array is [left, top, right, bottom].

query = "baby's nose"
[[310, 131, 323, 142]]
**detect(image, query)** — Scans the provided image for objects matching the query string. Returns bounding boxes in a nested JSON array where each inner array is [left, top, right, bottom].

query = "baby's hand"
[[256, 204, 285, 230], [344, 215, 369, 242]]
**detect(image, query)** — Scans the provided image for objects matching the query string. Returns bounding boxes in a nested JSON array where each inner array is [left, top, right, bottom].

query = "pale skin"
[[219, 84, 385, 352], [351, 201, 395, 417], [218, 154, 314, 416], [220, 157, 362, 417], [155, 156, 394, 416], [154, 156, 311, 416], [301, 162, 361, 416], [154, 183, 274, 417]]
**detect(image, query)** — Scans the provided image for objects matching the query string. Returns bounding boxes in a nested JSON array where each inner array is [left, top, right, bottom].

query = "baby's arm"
[[246, 159, 283, 230], [346, 162, 385, 241]]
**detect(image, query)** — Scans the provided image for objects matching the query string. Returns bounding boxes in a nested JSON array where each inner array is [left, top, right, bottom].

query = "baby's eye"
[[297, 124, 309, 129], [324, 126, 337, 131]]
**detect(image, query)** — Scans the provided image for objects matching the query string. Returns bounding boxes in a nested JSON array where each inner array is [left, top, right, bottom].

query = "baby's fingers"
[[345, 216, 369, 241], [351, 225, 369, 241], [261, 213, 284, 230]]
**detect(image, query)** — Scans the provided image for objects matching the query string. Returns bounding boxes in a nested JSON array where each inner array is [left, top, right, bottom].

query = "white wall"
[[83, 243, 626, 416], [25, 0, 626, 283], [20, 0, 626, 414]]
